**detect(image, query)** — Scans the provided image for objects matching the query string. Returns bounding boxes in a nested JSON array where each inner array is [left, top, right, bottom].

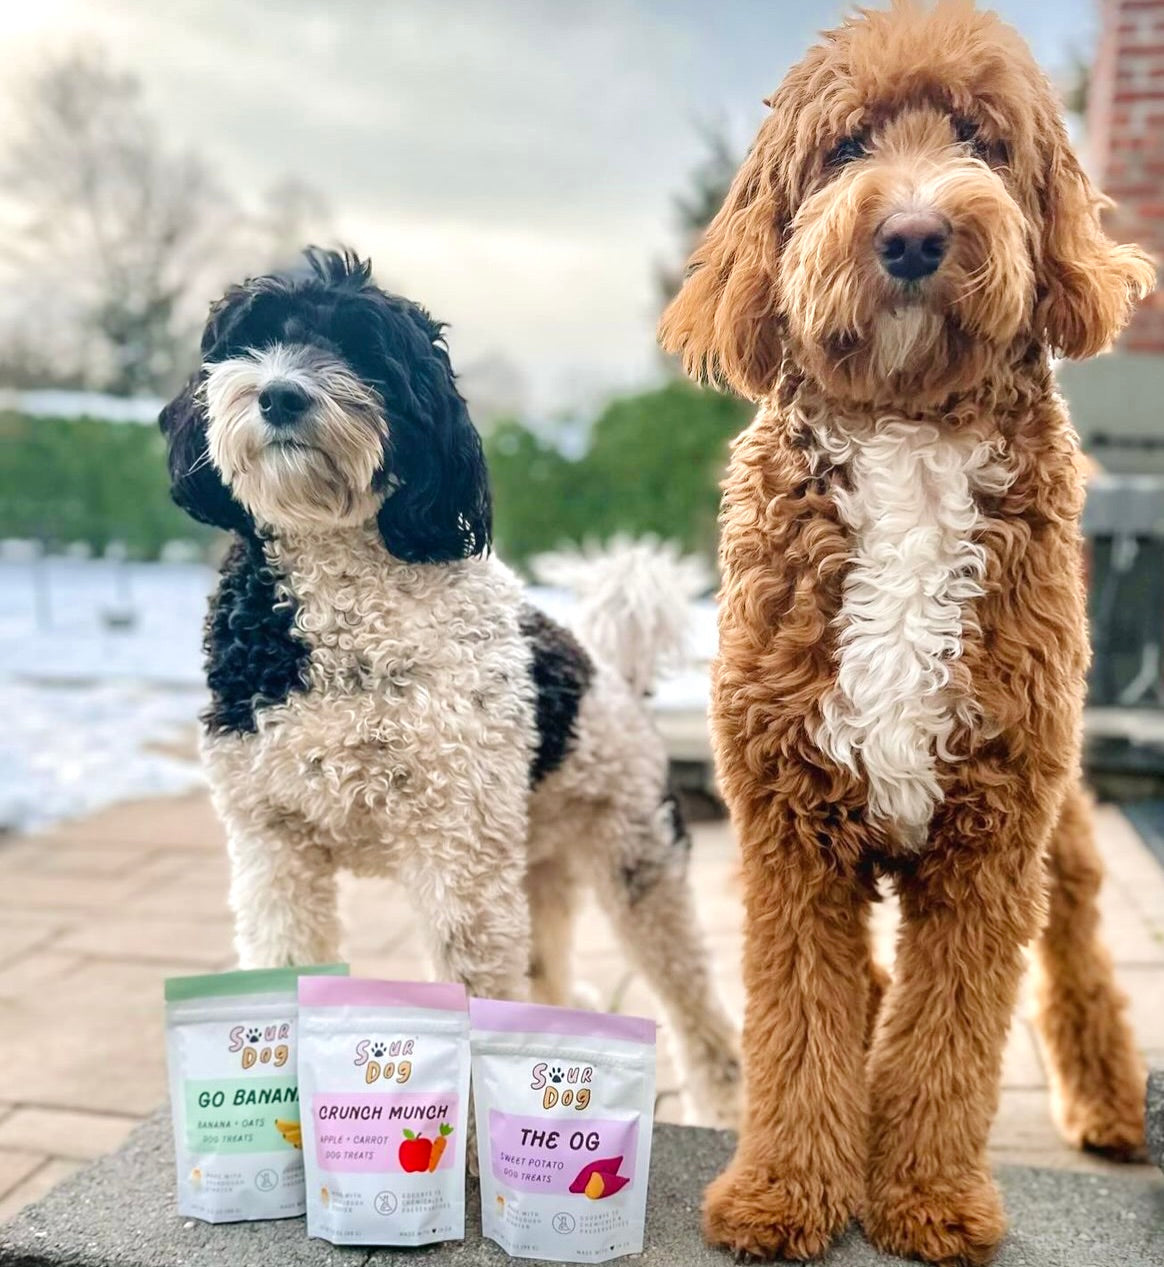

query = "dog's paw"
[[685, 1052, 742, 1131], [863, 1171, 1006, 1266], [703, 1162, 855, 1260], [1049, 1079, 1148, 1162], [569, 980, 603, 1011], [1062, 1107, 1147, 1162]]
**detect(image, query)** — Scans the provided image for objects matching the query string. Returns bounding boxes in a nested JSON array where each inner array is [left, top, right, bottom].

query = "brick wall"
[[1089, 0, 1164, 352]]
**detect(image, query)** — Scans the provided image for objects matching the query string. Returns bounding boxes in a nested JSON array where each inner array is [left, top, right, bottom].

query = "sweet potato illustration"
[[569, 1156, 629, 1199]]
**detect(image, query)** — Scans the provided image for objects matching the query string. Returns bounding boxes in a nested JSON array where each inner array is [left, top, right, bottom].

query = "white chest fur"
[[267, 526, 522, 694], [810, 420, 1013, 845]]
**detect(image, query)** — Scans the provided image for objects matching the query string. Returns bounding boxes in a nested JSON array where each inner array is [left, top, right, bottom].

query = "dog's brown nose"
[[874, 210, 950, 281]]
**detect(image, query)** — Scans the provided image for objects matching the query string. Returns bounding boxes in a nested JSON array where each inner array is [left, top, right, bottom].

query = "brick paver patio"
[[1, 791, 1162, 1220]]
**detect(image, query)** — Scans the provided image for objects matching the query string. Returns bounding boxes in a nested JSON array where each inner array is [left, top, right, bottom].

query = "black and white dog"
[[160, 248, 739, 1124]]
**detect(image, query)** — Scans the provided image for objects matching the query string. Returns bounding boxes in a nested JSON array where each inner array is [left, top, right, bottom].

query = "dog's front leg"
[[403, 820, 530, 1181], [864, 797, 1049, 1266], [404, 825, 532, 1004], [702, 797, 872, 1261], [227, 828, 341, 969]]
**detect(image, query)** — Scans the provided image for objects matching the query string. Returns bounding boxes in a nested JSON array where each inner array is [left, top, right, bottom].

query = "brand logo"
[[530, 1061, 592, 1110], [353, 1038, 414, 1085], [227, 1023, 290, 1069]]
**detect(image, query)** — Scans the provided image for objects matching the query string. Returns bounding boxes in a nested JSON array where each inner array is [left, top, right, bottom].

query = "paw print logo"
[[246, 1028, 262, 1043], [548, 1066, 564, 1084], [370, 1041, 386, 1058]]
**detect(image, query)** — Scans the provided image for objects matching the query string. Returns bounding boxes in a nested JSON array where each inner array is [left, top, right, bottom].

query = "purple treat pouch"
[[297, 978, 470, 1246], [469, 998, 656, 1262]]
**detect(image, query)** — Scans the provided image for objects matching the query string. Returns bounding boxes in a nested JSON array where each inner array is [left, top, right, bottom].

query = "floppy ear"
[[374, 317, 492, 564], [200, 283, 257, 361], [1036, 126, 1156, 360], [158, 374, 252, 534], [658, 115, 790, 401]]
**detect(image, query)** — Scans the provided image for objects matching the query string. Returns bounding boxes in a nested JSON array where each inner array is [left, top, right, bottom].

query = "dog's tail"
[[530, 536, 709, 695]]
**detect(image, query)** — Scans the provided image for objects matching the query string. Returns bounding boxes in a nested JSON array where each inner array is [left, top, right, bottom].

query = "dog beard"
[[203, 345, 389, 531]]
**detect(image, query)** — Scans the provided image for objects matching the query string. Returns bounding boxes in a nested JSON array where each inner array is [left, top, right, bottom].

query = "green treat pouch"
[[165, 964, 347, 1223]]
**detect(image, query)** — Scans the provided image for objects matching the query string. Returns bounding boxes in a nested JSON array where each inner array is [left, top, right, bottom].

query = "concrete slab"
[[1150, 1066, 1164, 1173], [1, 1112, 1161, 1267]]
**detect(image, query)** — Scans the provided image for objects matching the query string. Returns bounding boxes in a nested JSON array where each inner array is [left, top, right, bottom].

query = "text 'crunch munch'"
[[297, 976, 471, 1246]]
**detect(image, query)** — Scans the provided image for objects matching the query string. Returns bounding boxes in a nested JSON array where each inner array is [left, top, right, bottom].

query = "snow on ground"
[[0, 557, 212, 686], [1, 558, 212, 834], [0, 556, 714, 836], [0, 678, 206, 834], [0, 388, 164, 424]]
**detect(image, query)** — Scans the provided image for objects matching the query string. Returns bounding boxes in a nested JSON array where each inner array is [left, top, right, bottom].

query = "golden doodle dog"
[[660, 2, 1155, 1263]]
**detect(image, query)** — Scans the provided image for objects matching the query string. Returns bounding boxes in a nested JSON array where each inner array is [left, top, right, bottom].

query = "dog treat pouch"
[[469, 998, 657, 1263], [164, 963, 347, 1223], [297, 977, 471, 1246]]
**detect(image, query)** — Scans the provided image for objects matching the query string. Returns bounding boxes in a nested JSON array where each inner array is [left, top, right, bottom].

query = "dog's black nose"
[[874, 210, 951, 281], [258, 382, 311, 427]]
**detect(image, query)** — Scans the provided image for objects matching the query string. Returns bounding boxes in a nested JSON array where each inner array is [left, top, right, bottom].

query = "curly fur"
[[810, 418, 1015, 843], [160, 248, 740, 1127], [659, 3, 1152, 1261], [532, 536, 709, 697], [203, 535, 311, 734], [517, 604, 594, 784]]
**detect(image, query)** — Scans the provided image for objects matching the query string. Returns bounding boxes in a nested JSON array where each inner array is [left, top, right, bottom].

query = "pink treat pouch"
[[297, 978, 470, 1246], [470, 999, 656, 1263]]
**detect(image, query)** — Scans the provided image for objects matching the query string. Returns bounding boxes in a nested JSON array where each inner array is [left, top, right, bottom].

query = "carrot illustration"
[[427, 1122, 453, 1172]]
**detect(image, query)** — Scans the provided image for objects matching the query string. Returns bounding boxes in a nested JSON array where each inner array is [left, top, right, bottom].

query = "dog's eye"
[[954, 117, 992, 161], [827, 134, 868, 167]]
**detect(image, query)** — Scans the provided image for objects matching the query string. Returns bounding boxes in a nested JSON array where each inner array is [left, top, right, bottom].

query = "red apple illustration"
[[398, 1129, 433, 1173]]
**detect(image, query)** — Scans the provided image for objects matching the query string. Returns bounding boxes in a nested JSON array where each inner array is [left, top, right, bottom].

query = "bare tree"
[[0, 48, 349, 397], [1, 51, 243, 394]]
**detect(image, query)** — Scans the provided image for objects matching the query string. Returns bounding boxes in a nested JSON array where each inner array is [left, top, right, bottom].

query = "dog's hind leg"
[[591, 799, 741, 1130], [1032, 782, 1147, 1160], [525, 859, 576, 1006]]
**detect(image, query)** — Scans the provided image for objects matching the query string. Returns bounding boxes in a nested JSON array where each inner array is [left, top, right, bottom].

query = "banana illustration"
[[274, 1118, 302, 1149]]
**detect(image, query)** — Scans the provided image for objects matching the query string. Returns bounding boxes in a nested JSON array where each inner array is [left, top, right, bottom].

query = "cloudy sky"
[[2, 0, 1095, 414]]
